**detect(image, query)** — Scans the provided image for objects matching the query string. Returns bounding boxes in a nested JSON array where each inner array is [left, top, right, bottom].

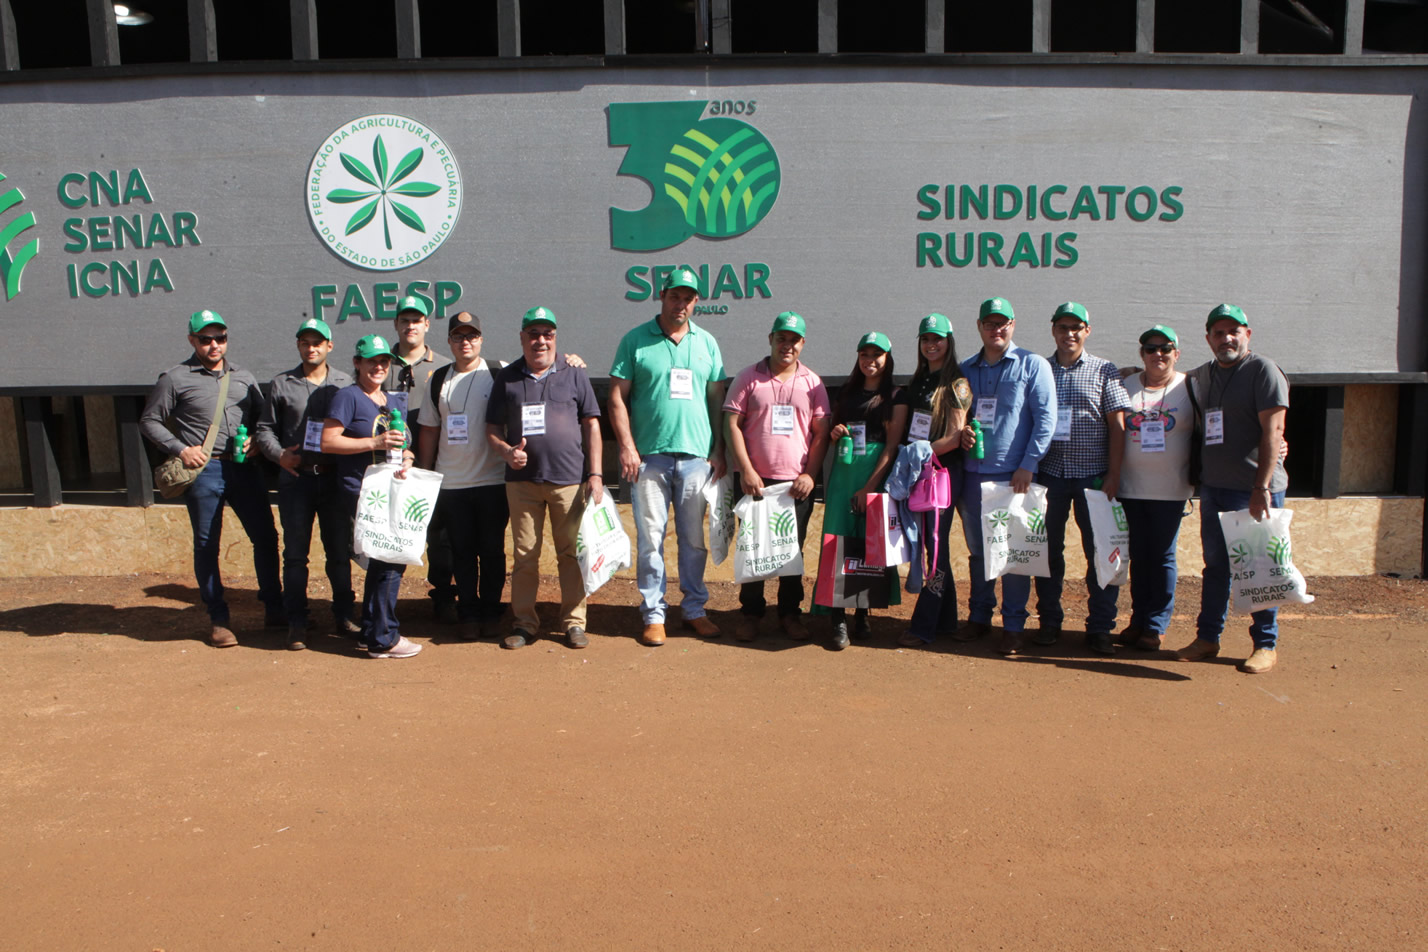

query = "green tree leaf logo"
[[326, 134, 442, 251], [403, 495, 431, 522], [0, 170, 40, 302], [770, 509, 796, 539], [988, 509, 1010, 529], [1267, 536, 1292, 566], [1025, 508, 1046, 534], [364, 488, 388, 511], [1229, 540, 1252, 565]]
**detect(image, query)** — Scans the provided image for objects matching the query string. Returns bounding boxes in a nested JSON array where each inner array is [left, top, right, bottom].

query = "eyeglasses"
[[1142, 344, 1175, 355], [1052, 323, 1086, 335], [194, 334, 227, 345], [980, 320, 1012, 331], [449, 333, 480, 343]]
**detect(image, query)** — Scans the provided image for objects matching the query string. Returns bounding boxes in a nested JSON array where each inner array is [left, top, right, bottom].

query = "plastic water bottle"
[[971, 419, 985, 460], [836, 435, 853, 465], [232, 424, 248, 463], [387, 409, 405, 464]]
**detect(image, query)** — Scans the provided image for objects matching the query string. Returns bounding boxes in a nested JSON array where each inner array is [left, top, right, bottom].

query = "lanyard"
[[443, 362, 481, 415], [1206, 359, 1244, 409], [1139, 373, 1171, 419], [768, 359, 797, 406]]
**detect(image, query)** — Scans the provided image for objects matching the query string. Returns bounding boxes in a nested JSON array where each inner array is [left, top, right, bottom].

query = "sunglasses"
[[194, 334, 228, 345], [1141, 344, 1175, 355]]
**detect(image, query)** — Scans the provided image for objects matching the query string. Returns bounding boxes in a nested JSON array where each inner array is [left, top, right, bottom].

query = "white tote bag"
[[1084, 489, 1130, 589], [352, 463, 444, 567], [731, 481, 805, 583], [981, 481, 1050, 581], [1219, 507, 1314, 613], [703, 472, 738, 567], [576, 488, 632, 596]]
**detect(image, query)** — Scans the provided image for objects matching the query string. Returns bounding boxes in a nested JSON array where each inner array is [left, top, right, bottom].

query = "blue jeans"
[[1033, 473, 1120, 634], [360, 559, 406, 651], [1198, 484, 1285, 649], [960, 470, 1031, 631], [277, 470, 354, 627], [438, 484, 510, 623], [631, 454, 712, 624], [907, 465, 964, 640], [184, 458, 282, 624], [1120, 497, 1187, 636]]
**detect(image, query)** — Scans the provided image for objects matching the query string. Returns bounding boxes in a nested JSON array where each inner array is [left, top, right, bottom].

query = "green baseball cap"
[[1206, 303, 1249, 329], [188, 309, 226, 334], [979, 297, 1015, 321], [918, 313, 952, 338], [770, 311, 806, 337], [355, 334, 394, 359], [661, 268, 700, 293], [522, 306, 558, 329], [296, 317, 332, 341], [396, 295, 431, 318], [1139, 324, 1179, 347], [1052, 302, 1089, 324], [857, 331, 892, 353]]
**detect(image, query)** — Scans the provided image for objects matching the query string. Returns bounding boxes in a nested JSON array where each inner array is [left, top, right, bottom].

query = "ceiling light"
[[113, 4, 154, 26]]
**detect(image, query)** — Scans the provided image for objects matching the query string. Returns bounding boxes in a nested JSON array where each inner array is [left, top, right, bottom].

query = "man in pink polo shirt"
[[724, 311, 832, 643]]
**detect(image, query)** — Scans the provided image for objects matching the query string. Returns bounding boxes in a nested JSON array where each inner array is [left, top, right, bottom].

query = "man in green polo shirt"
[[608, 268, 728, 646]]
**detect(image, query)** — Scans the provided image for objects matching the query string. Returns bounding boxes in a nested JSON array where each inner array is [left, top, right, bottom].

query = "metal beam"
[[87, 0, 120, 66], [711, 0, 731, 54], [189, 0, 216, 62], [1343, 0, 1365, 55], [1318, 386, 1344, 498], [21, 396, 61, 507], [603, 0, 625, 55], [291, 0, 318, 60], [1135, 0, 1155, 53], [925, 0, 944, 54], [1241, 0, 1260, 54], [1032, 0, 1051, 53], [395, 0, 420, 59], [818, 0, 836, 53], [116, 396, 154, 507], [0, 0, 19, 70], [497, 0, 521, 57]]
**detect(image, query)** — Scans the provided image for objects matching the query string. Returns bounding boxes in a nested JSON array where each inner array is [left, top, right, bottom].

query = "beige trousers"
[[506, 480, 587, 633]]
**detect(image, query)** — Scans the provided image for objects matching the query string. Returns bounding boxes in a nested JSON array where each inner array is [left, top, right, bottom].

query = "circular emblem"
[[307, 114, 462, 271], [664, 117, 780, 239]]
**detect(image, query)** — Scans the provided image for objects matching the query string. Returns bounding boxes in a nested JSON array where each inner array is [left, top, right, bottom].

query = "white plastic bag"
[[353, 463, 444, 567], [576, 488, 631, 595], [1219, 507, 1314, 613], [981, 481, 1050, 581], [703, 472, 738, 567], [1084, 489, 1130, 589], [731, 481, 805, 583]]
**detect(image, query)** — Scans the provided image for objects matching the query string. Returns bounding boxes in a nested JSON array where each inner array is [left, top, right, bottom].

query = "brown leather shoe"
[[1174, 638, 1220, 662], [780, 615, 810, 640], [682, 615, 720, 637], [640, 623, 666, 646], [996, 630, 1023, 656], [735, 617, 759, 642], [208, 625, 238, 648]]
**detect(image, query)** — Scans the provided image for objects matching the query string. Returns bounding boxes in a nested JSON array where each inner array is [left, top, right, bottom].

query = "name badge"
[[975, 397, 998, 426], [849, 423, 867, 456], [908, 410, 932, 441], [770, 404, 796, 436], [303, 419, 325, 453], [522, 403, 547, 437], [1205, 409, 1225, 446], [669, 368, 694, 400], [1139, 418, 1166, 452], [1053, 406, 1072, 441], [446, 412, 469, 445]]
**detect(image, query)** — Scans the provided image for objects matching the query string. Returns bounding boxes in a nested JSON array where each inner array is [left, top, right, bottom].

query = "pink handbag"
[[907, 456, 951, 512]]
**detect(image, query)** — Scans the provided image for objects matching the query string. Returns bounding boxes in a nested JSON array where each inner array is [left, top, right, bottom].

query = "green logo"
[[308, 115, 462, 271], [1229, 540, 1252, 565], [403, 495, 431, 522], [1112, 503, 1128, 532], [1267, 536, 1291, 566], [988, 509, 1010, 529], [1025, 508, 1046, 534], [770, 509, 796, 539], [608, 101, 781, 252], [0, 170, 40, 301], [363, 488, 388, 511], [592, 506, 617, 535]]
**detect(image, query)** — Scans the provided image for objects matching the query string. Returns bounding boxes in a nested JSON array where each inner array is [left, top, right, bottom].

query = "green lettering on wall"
[[917, 232, 943, 267], [123, 169, 153, 204], [1069, 186, 1100, 220], [1054, 233, 1078, 268], [373, 283, 399, 319], [960, 185, 988, 221], [338, 284, 372, 323], [947, 232, 974, 267], [744, 262, 771, 298], [144, 258, 174, 292], [916, 184, 940, 220], [977, 232, 1005, 267], [1098, 185, 1125, 220], [1006, 232, 1039, 268], [993, 185, 1022, 220], [1159, 186, 1184, 221], [1126, 186, 1158, 221], [434, 280, 462, 317], [1040, 185, 1068, 221], [57, 173, 86, 209], [625, 266, 652, 301]]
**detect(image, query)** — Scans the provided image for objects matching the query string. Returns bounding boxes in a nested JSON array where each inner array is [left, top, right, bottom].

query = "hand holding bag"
[[153, 371, 231, 499]]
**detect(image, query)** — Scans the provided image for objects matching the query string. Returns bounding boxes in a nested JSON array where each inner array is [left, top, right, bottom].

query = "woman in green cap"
[[814, 331, 908, 649]]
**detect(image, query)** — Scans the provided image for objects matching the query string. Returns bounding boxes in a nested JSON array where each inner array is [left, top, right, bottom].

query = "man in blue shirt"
[[958, 297, 1057, 653]]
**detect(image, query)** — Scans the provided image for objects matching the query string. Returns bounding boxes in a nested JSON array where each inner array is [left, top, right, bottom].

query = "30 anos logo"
[[307, 115, 462, 272], [0, 170, 39, 301], [608, 101, 781, 252]]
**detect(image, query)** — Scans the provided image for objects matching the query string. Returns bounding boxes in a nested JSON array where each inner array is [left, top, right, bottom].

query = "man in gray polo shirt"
[[1177, 304, 1290, 675], [140, 309, 283, 647], [256, 317, 354, 650]]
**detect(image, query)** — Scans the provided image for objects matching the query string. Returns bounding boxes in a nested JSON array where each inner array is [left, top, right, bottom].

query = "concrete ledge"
[[0, 495, 1420, 580]]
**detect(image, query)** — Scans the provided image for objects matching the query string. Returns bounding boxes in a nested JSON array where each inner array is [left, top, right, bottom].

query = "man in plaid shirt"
[[1033, 302, 1131, 655]]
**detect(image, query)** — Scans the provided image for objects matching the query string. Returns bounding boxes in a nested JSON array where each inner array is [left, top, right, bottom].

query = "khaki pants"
[[506, 480, 587, 634]]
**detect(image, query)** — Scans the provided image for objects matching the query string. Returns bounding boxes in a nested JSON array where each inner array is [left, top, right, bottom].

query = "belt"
[[298, 463, 333, 476]]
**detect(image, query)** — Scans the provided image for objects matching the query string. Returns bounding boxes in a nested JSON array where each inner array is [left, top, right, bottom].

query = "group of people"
[[139, 273, 1290, 674]]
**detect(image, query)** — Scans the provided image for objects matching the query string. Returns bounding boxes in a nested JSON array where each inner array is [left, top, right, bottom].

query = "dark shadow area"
[[419, 0, 499, 58], [1154, 0, 1241, 53], [520, 0, 604, 55], [839, 0, 924, 53], [215, 0, 294, 61], [1052, 0, 1136, 52], [625, 0, 699, 54], [316, 0, 398, 58], [944, 0, 1033, 52], [731, 0, 818, 53], [1260, 0, 1344, 54]]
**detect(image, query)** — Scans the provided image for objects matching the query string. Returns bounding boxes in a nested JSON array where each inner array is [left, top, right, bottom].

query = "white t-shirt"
[[417, 358, 506, 490], [1120, 371, 1193, 501]]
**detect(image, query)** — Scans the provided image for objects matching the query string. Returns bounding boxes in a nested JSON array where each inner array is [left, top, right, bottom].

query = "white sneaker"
[[368, 636, 422, 659]]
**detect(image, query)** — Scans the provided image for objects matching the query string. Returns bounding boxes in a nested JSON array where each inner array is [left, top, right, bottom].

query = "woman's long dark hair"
[[833, 350, 897, 425], [912, 336, 966, 436]]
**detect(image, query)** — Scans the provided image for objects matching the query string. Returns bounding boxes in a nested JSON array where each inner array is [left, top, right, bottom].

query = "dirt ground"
[[2, 570, 1425, 951]]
